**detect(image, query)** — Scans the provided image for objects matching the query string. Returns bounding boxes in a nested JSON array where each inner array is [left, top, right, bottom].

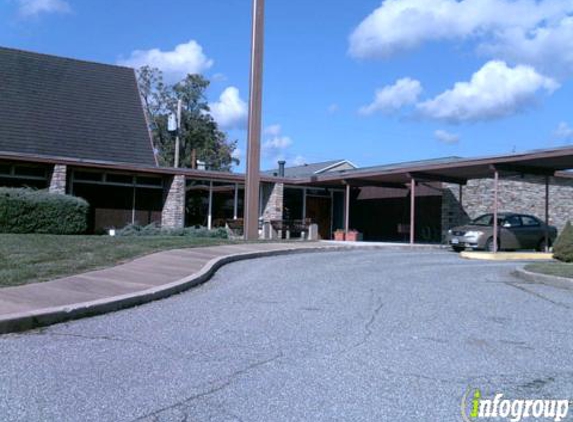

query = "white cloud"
[[359, 77, 422, 115], [554, 122, 573, 140], [479, 15, 573, 77], [263, 135, 293, 150], [434, 130, 460, 144], [18, 0, 70, 17], [417, 61, 559, 123], [118, 40, 214, 80], [349, 0, 573, 77], [262, 125, 297, 166], [209, 87, 248, 130], [260, 126, 306, 169], [349, 0, 571, 59], [264, 124, 282, 137]]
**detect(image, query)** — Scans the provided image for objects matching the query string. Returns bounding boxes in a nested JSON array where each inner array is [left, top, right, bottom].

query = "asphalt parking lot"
[[1, 248, 572, 422]]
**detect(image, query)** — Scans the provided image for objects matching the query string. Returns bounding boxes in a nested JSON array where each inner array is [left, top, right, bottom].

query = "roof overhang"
[[294, 147, 573, 187], [0, 150, 289, 184]]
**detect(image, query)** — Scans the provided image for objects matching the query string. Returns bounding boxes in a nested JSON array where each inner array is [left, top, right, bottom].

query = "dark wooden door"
[[306, 196, 332, 239]]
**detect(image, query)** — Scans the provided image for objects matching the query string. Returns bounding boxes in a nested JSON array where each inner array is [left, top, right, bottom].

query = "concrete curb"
[[512, 268, 573, 290], [460, 251, 554, 261], [0, 244, 368, 335]]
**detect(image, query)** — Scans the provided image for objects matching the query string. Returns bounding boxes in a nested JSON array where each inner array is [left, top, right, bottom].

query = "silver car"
[[447, 213, 557, 252]]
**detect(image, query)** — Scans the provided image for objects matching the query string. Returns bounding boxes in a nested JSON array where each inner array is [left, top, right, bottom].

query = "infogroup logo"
[[461, 389, 570, 422]]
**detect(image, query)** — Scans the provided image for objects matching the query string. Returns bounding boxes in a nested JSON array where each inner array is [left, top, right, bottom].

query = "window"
[[0, 163, 10, 175], [472, 214, 493, 226], [136, 176, 163, 187], [106, 173, 134, 185], [13, 166, 47, 179], [74, 171, 103, 182], [521, 215, 540, 227], [503, 215, 522, 227]]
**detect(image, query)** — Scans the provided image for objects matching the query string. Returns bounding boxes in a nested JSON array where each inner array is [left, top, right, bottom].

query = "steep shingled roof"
[[0, 47, 156, 166]]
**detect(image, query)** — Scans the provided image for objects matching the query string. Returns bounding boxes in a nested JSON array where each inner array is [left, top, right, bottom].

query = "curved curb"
[[0, 245, 364, 335], [460, 251, 554, 261], [512, 268, 573, 290]]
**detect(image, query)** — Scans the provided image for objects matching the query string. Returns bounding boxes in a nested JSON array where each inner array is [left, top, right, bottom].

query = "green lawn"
[[0, 234, 235, 287], [525, 262, 573, 279]]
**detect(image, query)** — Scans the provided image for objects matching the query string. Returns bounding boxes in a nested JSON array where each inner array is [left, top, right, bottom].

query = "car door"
[[520, 215, 543, 249], [500, 215, 523, 249]]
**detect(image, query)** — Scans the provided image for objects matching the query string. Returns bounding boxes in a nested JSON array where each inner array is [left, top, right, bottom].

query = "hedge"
[[116, 223, 228, 239], [0, 188, 89, 234], [553, 221, 573, 263]]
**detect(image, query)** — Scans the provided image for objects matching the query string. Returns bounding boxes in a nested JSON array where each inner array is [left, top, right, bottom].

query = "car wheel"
[[485, 237, 499, 252], [536, 238, 550, 252], [452, 246, 464, 253]]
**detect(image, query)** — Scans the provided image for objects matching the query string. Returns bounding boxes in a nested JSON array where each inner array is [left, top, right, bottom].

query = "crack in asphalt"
[[36, 331, 198, 361], [130, 352, 284, 422], [345, 296, 385, 352], [380, 366, 468, 385], [503, 281, 573, 310]]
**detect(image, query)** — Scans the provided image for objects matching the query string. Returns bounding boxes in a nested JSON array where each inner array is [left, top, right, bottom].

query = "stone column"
[[261, 182, 284, 222], [161, 175, 185, 229], [49, 164, 67, 194]]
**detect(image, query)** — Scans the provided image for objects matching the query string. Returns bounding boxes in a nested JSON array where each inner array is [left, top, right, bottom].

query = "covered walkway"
[[296, 147, 573, 251]]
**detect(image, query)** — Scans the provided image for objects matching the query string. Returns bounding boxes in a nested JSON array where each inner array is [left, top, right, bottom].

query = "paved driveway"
[[1, 249, 572, 422]]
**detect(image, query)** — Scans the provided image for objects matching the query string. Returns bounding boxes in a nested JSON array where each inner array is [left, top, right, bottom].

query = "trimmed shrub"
[[553, 221, 573, 263], [116, 223, 228, 239], [0, 188, 89, 234]]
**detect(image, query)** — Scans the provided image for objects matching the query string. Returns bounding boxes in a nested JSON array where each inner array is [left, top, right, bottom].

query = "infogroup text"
[[462, 390, 570, 422]]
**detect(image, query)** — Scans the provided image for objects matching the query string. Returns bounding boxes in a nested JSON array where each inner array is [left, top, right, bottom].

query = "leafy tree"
[[553, 221, 573, 262], [137, 66, 239, 171]]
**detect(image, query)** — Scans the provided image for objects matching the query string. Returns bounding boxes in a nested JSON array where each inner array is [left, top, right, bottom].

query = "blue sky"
[[1, 0, 573, 172]]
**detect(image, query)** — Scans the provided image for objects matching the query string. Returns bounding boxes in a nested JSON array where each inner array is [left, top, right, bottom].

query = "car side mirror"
[[503, 222, 512, 228]]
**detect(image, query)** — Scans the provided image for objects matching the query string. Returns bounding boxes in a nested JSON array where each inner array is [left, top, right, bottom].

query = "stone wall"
[[161, 175, 185, 229], [261, 182, 284, 222], [49, 164, 67, 194], [442, 175, 573, 239]]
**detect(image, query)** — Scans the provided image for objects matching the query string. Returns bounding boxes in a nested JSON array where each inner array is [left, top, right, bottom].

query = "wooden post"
[[345, 183, 350, 234], [493, 170, 499, 253], [208, 181, 213, 230], [410, 178, 416, 244], [233, 183, 239, 220], [302, 188, 307, 219], [545, 176, 550, 252], [131, 185, 136, 225]]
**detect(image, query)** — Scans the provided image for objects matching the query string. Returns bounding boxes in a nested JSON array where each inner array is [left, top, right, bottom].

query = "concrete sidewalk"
[[0, 242, 371, 334]]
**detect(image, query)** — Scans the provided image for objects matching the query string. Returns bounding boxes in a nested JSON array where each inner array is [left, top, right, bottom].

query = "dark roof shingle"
[[0, 47, 156, 166]]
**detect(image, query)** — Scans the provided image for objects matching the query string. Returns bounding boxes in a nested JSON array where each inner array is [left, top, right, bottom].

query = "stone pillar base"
[[161, 175, 185, 229], [49, 164, 67, 194]]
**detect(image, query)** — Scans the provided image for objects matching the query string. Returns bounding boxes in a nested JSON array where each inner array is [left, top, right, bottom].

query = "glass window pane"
[[14, 166, 47, 178], [106, 174, 134, 184], [522, 216, 540, 226]]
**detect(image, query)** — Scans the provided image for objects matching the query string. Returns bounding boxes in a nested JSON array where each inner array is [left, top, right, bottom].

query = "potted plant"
[[334, 229, 345, 241], [346, 230, 363, 242]]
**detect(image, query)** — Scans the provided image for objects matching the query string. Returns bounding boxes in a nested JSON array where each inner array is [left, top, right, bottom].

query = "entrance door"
[[306, 196, 332, 239]]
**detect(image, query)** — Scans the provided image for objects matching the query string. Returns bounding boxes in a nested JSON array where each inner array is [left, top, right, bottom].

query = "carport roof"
[[297, 146, 573, 187]]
